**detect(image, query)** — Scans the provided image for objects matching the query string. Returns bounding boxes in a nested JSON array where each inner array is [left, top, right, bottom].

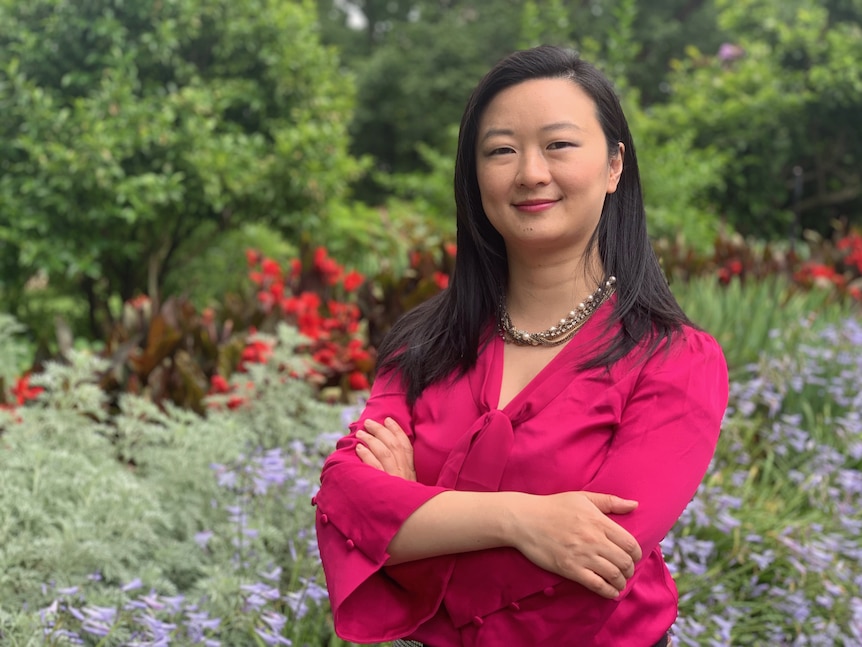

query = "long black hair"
[[377, 45, 691, 404]]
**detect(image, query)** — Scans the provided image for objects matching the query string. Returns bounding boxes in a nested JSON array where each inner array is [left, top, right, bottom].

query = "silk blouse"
[[315, 305, 728, 647]]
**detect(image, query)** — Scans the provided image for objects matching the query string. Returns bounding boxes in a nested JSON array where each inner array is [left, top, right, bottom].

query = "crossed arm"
[[355, 417, 642, 600]]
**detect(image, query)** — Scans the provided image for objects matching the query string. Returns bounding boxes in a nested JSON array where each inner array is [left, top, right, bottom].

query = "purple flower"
[[122, 578, 143, 592], [259, 566, 282, 582], [80, 605, 117, 637], [194, 530, 214, 549], [241, 582, 281, 611], [253, 627, 292, 645]]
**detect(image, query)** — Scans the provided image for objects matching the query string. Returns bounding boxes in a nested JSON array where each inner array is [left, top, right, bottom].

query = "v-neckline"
[[484, 297, 616, 415], [493, 337, 573, 411]]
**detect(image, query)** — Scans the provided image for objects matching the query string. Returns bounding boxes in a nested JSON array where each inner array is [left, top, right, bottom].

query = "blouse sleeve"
[[583, 327, 729, 558], [314, 371, 451, 642]]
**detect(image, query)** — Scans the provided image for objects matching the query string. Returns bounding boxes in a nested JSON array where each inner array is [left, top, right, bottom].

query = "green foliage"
[[344, 1, 517, 199], [630, 103, 727, 250], [0, 313, 31, 391], [650, 0, 862, 237], [321, 0, 728, 208], [375, 130, 458, 235], [673, 273, 854, 370], [162, 222, 297, 310], [0, 0, 363, 342]]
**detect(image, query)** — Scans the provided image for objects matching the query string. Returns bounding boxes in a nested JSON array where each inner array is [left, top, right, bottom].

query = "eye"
[[547, 141, 577, 150], [487, 146, 515, 156]]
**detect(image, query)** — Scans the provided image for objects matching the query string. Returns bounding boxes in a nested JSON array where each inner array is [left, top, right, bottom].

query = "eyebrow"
[[480, 121, 584, 142]]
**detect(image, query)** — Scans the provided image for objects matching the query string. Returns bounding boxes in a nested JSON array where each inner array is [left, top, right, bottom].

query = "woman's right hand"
[[506, 491, 641, 599]]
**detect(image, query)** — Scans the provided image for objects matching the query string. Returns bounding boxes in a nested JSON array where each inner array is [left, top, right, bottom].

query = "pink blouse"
[[315, 306, 728, 647]]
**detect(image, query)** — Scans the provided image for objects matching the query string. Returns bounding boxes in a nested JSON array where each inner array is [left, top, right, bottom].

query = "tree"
[[648, 0, 862, 237], [318, 0, 727, 205], [0, 0, 362, 339]]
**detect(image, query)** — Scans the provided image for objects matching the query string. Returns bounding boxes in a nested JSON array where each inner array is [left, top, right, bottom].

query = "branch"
[[797, 184, 862, 213]]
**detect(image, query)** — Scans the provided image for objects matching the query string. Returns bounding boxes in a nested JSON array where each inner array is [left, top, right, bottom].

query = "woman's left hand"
[[355, 417, 417, 481]]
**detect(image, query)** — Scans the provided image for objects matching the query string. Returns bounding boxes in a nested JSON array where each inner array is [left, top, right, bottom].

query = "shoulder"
[[642, 325, 729, 401], [620, 324, 728, 387], [667, 325, 726, 364]]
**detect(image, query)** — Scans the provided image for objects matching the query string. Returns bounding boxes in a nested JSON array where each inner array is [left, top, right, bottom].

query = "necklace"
[[499, 276, 616, 347]]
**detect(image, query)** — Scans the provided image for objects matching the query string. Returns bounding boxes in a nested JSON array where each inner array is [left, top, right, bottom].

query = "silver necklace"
[[499, 276, 616, 347]]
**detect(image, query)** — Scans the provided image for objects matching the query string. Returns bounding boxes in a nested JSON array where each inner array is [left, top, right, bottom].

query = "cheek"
[[477, 170, 507, 205]]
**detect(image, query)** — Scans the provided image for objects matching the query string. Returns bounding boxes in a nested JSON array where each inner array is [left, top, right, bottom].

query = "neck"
[[504, 249, 605, 331]]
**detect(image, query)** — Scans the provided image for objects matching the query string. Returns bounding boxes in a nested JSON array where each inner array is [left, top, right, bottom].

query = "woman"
[[314, 46, 728, 647]]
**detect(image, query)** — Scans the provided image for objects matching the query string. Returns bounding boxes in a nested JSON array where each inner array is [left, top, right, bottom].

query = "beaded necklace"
[[499, 276, 616, 347]]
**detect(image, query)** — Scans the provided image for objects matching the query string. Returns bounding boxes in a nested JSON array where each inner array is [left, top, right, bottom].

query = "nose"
[[516, 149, 551, 187]]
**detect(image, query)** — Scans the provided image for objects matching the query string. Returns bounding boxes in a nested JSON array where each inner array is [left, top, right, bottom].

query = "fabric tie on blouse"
[[434, 408, 567, 630], [436, 410, 514, 491]]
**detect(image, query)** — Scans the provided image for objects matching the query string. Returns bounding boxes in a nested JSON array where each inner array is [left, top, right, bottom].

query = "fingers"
[[599, 540, 637, 581], [583, 491, 638, 515], [605, 523, 642, 564], [582, 492, 642, 563], [355, 442, 384, 470], [354, 417, 416, 481], [574, 559, 629, 599], [567, 528, 636, 595]]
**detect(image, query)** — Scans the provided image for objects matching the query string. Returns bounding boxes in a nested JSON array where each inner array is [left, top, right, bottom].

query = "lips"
[[512, 199, 559, 213]]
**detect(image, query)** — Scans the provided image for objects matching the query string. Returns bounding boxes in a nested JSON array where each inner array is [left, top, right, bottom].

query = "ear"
[[606, 142, 625, 194]]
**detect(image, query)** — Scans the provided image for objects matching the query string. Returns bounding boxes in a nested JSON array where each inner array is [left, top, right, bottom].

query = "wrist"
[[495, 491, 530, 550]]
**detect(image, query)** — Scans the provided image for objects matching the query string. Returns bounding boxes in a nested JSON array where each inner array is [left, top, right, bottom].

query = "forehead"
[[478, 77, 599, 132]]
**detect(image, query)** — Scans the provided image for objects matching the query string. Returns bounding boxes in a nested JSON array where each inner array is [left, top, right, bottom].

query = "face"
[[475, 77, 623, 261]]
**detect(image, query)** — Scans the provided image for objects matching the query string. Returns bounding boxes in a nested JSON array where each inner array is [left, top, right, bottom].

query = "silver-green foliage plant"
[[0, 324, 343, 645]]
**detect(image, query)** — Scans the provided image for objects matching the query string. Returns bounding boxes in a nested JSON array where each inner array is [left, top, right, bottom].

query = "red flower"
[[313, 346, 337, 367], [261, 258, 282, 281], [11, 374, 44, 405], [245, 249, 261, 267], [281, 296, 301, 315], [127, 294, 150, 309], [239, 339, 273, 371], [313, 247, 327, 267], [209, 374, 231, 394], [343, 269, 364, 292], [433, 271, 449, 290], [299, 291, 321, 311], [257, 290, 275, 313], [794, 262, 846, 289], [809, 264, 836, 279], [269, 282, 285, 300], [728, 259, 743, 275], [347, 338, 371, 363], [837, 234, 862, 273], [314, 247, 343, 285], [289, 258, 302, 280], [227, 395, 246, 410], [445, 242, 457, 257], [348, 371, 370, 391]]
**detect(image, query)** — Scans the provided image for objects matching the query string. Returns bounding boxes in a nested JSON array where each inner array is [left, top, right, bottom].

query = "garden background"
[[0, 0, 861, 644]]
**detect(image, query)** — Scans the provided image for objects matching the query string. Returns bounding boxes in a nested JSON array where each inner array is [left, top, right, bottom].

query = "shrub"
[[0, 325, 344, 645]]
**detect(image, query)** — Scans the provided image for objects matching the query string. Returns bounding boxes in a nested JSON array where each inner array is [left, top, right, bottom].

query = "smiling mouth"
[[513, 199, 558, 212]]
